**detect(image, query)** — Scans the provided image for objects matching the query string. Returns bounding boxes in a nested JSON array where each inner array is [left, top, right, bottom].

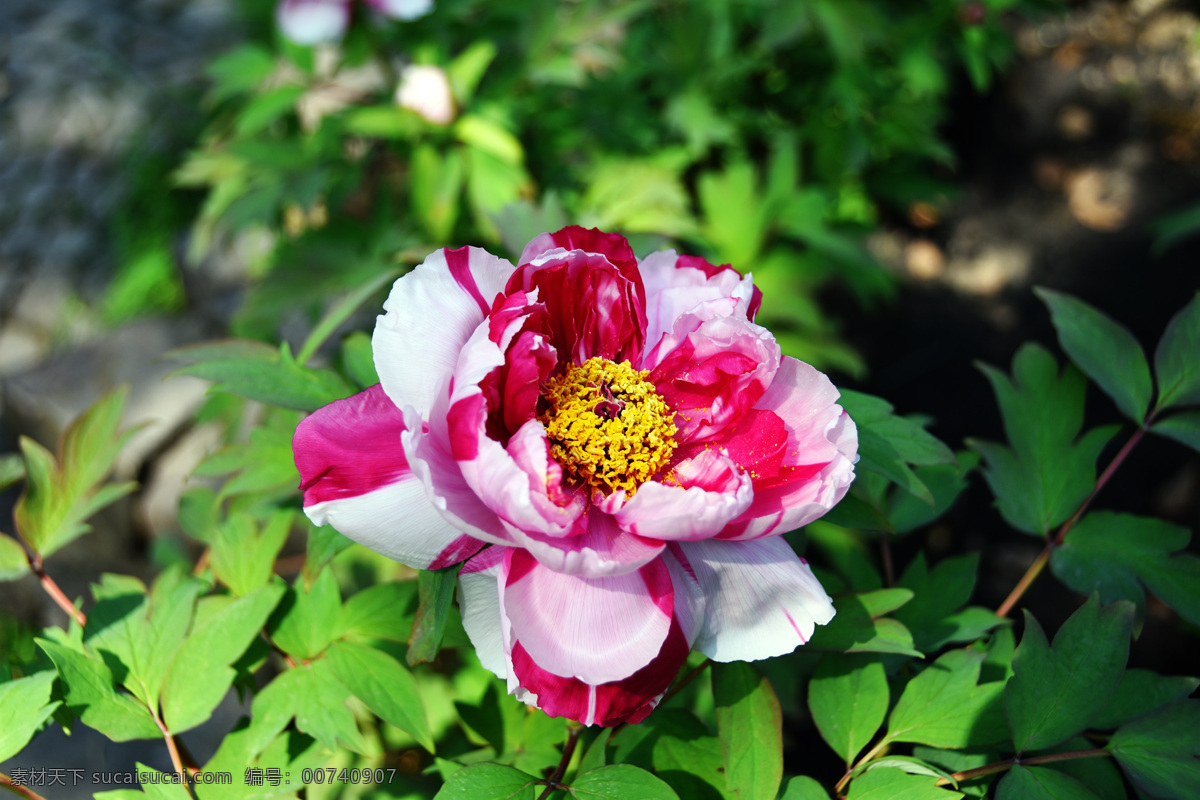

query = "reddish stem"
[[995, 420, 1149, 618], [29, 553, 86, 627], [936, 748, 1112, 786], [537, 722, 584, 800], [1, 773, 49, 800]]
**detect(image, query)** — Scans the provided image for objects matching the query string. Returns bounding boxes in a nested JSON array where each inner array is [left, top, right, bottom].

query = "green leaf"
[[1154, 292, 1200, 411], [0, 453, 24, 491], [888, 454, 978, 534], [779, 776, 831, 800], [839, 391, 956, 506], [887, 649, 1007, 748], [211, 511, 290, 597], [847, 767, 963, 800], [193, 408, 301, 502], [1108, 700, 1200, 799], [1005, 597, 1134, 753], [996, 765, 1101, 800], [197, 723, 324, 800], [135, 569, 205, 710], [160, 582, 285, 733], [303, 520, 353, 586], [447, 40, 497, 103], [169, 339, 353, 411], [338, 580, 419, 641], [14, 387, 137, 558], [0, 671, 60, 761], [295, 266, 402, 365], [712, 661, 783, 800], [341, 330, 379, 390], [1152, 410, 1200, 455], [1043, 738, 1127, 800], [807, 590, 923, 658], [699, 159, 768, 266], [254, 658, 372, 755], [0, 533, 29, 581], [206, 45, 275, 101], [1050, 512, 1200, 628], [411, 144, 465, 242], [267, 568, 340, 661], [325, 640, 434, 751], [407, 564, 461, 666], [861, 757, 958, 787], [894, 553, 1001, 652], [37, 639, 160, 740], [434, 763, 538, 800], [969, 344, 1118, 536], [1036, 287, 1152, 424], [808, 654, 889, 763], [456, 114, 525, 165], [234, 86, 305, 136], [644, 709, 734, 800], [571, 765, 680, 800]]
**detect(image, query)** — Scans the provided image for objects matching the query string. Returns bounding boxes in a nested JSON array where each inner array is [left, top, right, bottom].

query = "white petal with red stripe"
[[674, 536, 835, 662], [373, 246, 513, 418]]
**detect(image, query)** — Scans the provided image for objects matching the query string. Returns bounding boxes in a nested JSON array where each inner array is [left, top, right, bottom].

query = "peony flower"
[[277, 0, 432, 46], [293, 227, 857, 726], [394, 64, 455, 126]]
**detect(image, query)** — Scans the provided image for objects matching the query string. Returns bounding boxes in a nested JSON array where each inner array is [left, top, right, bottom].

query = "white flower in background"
[[395, 64, 455, 125], [277, 0, 433, 46], [277, 0, 351, 46], [364, 0, 434, 21]]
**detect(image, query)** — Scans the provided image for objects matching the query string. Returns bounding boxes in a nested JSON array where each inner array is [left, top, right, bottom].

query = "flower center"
[[539, 357, 677, 496]]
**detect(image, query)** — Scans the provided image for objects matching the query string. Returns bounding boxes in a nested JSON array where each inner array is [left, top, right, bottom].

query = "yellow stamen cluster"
[[540, 357, 677, 496]]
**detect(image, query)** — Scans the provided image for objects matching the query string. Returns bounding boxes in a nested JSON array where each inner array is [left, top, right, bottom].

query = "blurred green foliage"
[[168, 0, 1052, 376]]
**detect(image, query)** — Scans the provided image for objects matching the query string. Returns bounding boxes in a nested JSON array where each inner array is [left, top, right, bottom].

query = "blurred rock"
[[1, 318, 211, 479], [1065, 166, 1134, 231], [904, 240, 946, 280]]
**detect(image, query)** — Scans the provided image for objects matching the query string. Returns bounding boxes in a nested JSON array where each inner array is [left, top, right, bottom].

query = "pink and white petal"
[[759, 357, 847, 467], [640, 249, 759, 347], [293, 385, 481, 569], [276, 0, 349, 45], [363, 0, 432, 20], [503, 507, 664, 578], [373, 245, 513, 417], [719, 359, 858, 540], [502, 549, 673, 685], [519, 226, 640, 283], [507, 249, 646, 366], [400, 389, 516, 549], [294, 384, 408, 506], [303, 473, 483, 570], [646, 311, 780, 442], [448, 319, 585, 537], [675, 537, 835, 662], [458, 547, 508, 680], [614, 449, 752, 541], [510, 617, 689, 726]]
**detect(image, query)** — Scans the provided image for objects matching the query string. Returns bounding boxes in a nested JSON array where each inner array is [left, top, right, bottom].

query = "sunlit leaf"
[[809, 654, 888, 763], [713, 661, 783, 800]]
